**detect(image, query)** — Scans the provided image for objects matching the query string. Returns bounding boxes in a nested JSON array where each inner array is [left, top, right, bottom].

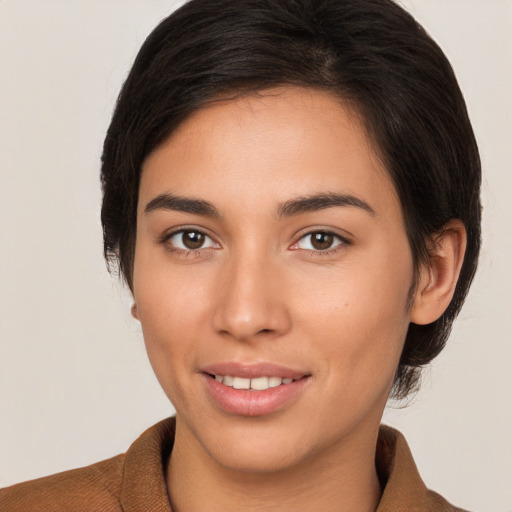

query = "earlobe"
[[131, 303, 139, 320], [410, 219, 467, 325]]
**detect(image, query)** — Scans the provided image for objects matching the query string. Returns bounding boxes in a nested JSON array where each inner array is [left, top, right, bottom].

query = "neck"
[[167, 419, 382, 512]]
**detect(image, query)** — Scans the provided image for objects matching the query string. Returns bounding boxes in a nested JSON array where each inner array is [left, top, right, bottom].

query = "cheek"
[[294, 249, 412, 384], [132, 258, 212, 399], [134, 242, 212, 333]]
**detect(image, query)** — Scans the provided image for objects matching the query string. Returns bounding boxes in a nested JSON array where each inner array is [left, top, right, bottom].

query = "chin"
[[206, 435, 309, 474], [180, 411, 340, 475]]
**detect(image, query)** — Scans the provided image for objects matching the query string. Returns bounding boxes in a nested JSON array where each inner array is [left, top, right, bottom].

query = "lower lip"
[[202, 374, 310, 417]]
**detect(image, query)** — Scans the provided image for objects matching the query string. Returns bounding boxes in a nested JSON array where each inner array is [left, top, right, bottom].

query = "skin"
[[131, 87, 466, 512]]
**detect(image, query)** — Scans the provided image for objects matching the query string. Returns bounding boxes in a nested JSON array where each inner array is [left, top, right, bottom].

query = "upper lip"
[[200, 362, 309, 380]]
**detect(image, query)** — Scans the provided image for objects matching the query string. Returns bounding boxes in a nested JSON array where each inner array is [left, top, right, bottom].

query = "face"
[[133, 87, 416, 473]]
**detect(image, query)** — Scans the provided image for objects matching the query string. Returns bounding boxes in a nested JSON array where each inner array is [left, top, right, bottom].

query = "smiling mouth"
[[203, 369, 311, 416], [207, 374, 303, 391]]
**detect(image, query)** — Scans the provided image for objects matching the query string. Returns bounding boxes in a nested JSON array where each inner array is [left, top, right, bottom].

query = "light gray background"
[[0, 1, 511, 510]]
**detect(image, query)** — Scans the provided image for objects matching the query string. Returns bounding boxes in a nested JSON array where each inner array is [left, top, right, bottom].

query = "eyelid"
[[158, 225, 351, 255], [290, 228, 352, 252], [160, 226, 221, 252]]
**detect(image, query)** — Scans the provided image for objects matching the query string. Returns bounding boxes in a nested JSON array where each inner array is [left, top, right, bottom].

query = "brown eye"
[[311, 232, 334, 250], [168, 230, 216, 250], [182, 231, 205, 249], [296, 231, 343, 251]]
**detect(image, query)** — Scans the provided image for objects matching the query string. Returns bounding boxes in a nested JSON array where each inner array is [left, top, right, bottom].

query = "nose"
[[211, 253, 292, 343]]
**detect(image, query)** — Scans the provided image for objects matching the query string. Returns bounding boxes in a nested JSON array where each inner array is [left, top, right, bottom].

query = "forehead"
[[139, 87, 400, 221]]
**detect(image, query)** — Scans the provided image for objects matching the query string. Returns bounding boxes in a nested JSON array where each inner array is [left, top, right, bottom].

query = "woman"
[[1, 0, 482, 510]]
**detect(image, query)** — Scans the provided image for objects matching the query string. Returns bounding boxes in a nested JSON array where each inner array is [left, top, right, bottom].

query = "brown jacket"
[[0, 418, 467, 511]]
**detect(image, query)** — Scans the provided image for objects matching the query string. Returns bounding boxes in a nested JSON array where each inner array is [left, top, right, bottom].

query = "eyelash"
[[160, 228, 219, 258], [292, 231, 350, 256], [160, 228, 350, 257]]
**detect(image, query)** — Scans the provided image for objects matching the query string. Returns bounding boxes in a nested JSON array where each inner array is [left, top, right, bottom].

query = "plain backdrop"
[[0, 1, 511, 510]]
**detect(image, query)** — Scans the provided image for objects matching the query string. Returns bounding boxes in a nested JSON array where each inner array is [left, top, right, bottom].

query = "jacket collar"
[[121, 417, 175, 512], [119, 417, 460, 511]]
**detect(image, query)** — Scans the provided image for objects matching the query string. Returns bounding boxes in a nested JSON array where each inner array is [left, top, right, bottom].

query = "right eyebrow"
[[144, 193, 221, 218]]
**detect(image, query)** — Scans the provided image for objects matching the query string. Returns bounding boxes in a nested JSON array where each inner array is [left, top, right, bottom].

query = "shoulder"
[[376, 425, 470, 512], [0, 454, 125, 512], [0, 417, 176, 512]]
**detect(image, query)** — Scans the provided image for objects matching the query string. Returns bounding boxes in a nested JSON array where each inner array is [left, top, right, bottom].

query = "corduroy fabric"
[[0, 418, 467, 511]]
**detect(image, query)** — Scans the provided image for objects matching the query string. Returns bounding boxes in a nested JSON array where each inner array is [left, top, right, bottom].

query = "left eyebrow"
[[277, 193, 376, 218]]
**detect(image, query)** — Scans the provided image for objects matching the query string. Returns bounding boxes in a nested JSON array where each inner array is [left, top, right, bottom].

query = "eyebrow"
[[144, 194, 221, 218], [277, 193, 375, 218], [144, 192, 375, 218]]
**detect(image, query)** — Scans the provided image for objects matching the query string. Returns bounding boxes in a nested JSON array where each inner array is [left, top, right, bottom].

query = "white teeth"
[[213, 375, 297, 391], [232, 377, 251, 390], [268, 376, 282, 388], [250, 376, 269, 390]]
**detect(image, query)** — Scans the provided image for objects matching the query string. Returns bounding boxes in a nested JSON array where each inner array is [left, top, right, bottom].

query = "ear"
[[131, 302, 140, 320], [410, 219, 467, 325]]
